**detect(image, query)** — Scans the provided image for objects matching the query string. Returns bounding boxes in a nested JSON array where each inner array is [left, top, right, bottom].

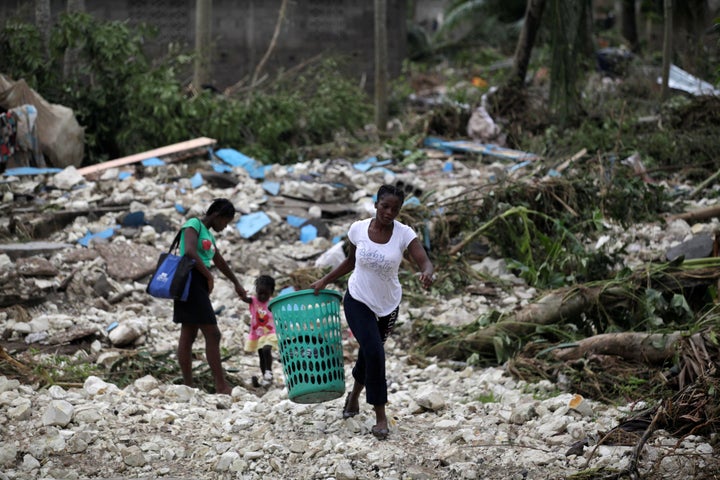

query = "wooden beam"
[[76, 137, 217, 177]]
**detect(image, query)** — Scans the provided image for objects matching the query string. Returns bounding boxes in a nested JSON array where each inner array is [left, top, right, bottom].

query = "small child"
[[242, 275, 277, 387]]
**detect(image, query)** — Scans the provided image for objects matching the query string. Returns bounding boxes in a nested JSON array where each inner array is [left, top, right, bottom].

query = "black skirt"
[[173, 269, 217, 325]]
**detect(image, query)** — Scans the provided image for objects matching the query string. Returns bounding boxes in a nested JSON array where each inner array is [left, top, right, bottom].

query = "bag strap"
[[169, 218, 205, 253], [168, 228, 185, 253]]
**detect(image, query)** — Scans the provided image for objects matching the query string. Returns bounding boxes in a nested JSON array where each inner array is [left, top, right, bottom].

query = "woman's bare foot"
[[372, 404, 389, 439], [215, 384, 232, 395], [343, 394, 360, 418]]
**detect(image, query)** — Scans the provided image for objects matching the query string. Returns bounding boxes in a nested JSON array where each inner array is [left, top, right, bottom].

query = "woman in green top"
[[174, 198, 249, 394]]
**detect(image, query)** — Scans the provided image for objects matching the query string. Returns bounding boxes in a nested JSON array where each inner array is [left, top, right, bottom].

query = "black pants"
[[258, 345, 272, 374], [343, 291, 398, 406]]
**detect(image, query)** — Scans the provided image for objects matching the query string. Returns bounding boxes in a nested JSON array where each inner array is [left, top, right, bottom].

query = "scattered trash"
[[622, 152, 654, 183], [141, 157, 165, 167], [190, 172, 203, 188], [236, 211, 271, 239], [121, 211, 146, 228], [596, 47, 633, 77], [215, 148, 272, 179], [659, 64, 720, 97], [568, 393, 593, 416], [354, 156, 393, 172], [471, 76, 488, 88], [2, 166, 62, 176], [263, 180, 281, 195], [0, 75, 84, 169], [77, 226, 119, 247], [424, 136, 540, 162], [286, 215, 307, 228], [279, 285, 296, 296], [211, 162, 233, 173], [200, 171, 239, 189], [300, 224, 318, 243], [315, 241, 346, 269], [403, 197, 421, 207], [467, 105, 505, 145]]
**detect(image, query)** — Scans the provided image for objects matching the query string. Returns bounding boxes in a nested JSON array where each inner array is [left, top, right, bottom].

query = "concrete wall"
[[1, 0, 407, 92]]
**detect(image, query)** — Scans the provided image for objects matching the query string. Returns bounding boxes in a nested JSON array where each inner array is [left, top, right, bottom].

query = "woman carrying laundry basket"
[[310, 184, 434, 440]]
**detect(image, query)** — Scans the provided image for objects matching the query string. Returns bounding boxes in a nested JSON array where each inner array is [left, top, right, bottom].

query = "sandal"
[[371, 425, 389, 440], [342, 394, 359, 419]]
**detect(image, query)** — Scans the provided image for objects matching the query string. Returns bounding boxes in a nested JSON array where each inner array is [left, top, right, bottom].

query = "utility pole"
[[194, 0, 212, 90], [374, 0, 388, 133]]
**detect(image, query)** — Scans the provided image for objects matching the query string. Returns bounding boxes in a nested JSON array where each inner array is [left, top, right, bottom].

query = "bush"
[[1, 14, 371, 165]]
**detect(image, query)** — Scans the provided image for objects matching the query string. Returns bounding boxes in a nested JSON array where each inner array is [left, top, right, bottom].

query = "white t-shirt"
[[347, 218, 417, 316]]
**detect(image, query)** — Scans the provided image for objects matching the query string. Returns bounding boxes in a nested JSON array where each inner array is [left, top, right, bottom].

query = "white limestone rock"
[[42, 400, 74, 427]]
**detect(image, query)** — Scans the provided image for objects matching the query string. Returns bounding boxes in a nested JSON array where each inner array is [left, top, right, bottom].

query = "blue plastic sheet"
[[300, 224, 318, 243], [212, 163, 233, 173], [403, 197, 421, 207], [425, 136, 540, 162], [215, 148, 272, 180], [215, 148, 256, 168], [141, 157, 165, 167], [279, 286, 296, 296], [354, 156, 393, 172], [190, 172, 204, 188], [236, 211, 271, 238], [262, 181, 280, 195], [3, 167, 62, 176], [77, 226, 118, 247], [118, 172, 133, 181], [507, 160, 531, 173], [286, 215, 307, 228]]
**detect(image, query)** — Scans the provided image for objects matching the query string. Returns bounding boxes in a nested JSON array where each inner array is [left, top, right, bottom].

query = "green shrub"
[[1, 15, 371, 165]]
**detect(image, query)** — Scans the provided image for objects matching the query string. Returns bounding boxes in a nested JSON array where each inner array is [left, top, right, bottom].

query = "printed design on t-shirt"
[[202, 239, 212, 251], [356, 243, 393, 281], [256, 307, 269, 326]]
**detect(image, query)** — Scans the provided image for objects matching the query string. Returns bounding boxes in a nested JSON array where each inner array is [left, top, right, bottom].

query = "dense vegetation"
[[0, 13, 372, 164]]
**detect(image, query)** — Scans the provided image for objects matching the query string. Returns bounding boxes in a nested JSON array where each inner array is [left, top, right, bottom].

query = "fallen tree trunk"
[[426, 286, 625, 360], [552, 331, 694, 364], [665, 205, 720, 223]]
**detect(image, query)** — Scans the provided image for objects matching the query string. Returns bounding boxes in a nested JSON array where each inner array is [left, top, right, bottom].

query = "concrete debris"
[[1, 142, 719, 479]]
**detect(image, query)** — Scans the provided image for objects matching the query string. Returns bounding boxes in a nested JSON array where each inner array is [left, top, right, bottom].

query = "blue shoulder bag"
[[146, 228, 196, 301]]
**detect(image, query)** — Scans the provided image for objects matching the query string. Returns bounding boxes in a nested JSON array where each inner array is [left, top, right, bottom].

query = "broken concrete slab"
[[16, 256, 59, 276], [94, 242, 160, 281]]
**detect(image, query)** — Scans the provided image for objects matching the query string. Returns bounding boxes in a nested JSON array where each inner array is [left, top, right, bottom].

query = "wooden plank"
[[76, 137, 217, 176]]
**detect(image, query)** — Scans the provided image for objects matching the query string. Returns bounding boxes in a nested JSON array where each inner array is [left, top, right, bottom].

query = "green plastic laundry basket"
[[268, 289, 345, 404]]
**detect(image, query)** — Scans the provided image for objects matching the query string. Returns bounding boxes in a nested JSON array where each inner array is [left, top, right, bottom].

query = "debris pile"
[[1, 137, 720, 479]]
